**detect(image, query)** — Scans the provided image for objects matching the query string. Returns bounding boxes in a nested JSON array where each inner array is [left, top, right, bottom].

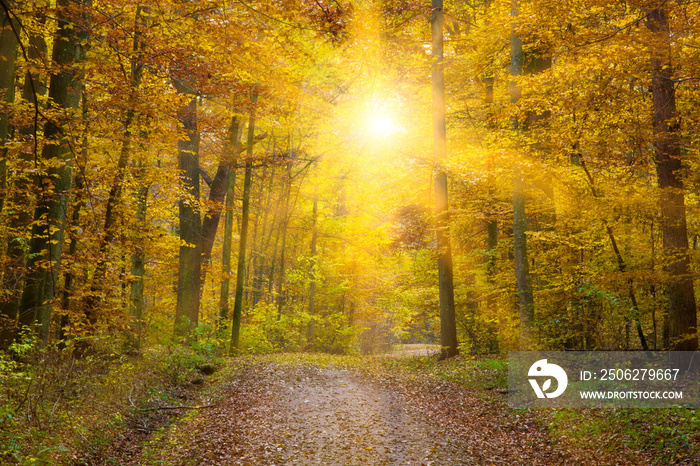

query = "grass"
[[546, 407, 700, 464], [0, 339, 223, 465]]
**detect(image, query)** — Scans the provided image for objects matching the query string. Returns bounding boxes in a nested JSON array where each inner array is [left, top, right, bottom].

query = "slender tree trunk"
[[482, 71, 500, 351], [267, 205, 283, 297], [431, 0, 458, 359], [0, 6, 48, 348], [510, 1, 535, 349], [218, 167, 236, 327], [307, 191, 318, 345], [60, 75, 90, 342], [647, 7, 697, 351], [247, 168, 262, 308], [265, 172, 284, 300], [276, 162, 293, 321], [128, 153, 149, 347], [60, 194, 81, 344], [218, 117, 240, 329], [650, 220, 658, 350], [230, 92, 257, 353], [18, 0, 86, 343], [205, 123, 261, 288], [252, 169, 276, 307], [85, 6, 146, 327], [174, 95, 202, 337], [0, 3, 20, 348], [0, 2, 19, 215], [512, 171, 534, 347]]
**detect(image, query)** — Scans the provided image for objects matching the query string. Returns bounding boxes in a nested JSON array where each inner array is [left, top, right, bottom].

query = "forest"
[[1, 0, 700, 464]]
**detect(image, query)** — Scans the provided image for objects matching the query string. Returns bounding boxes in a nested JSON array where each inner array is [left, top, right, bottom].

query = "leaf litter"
[[133, 354, 589, 465]]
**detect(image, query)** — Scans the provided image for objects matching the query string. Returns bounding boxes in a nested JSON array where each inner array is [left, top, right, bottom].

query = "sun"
[[364, 109, 401, 139], [367, 111, 397, 134]]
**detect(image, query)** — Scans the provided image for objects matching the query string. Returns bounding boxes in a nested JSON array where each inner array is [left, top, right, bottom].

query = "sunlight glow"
[[365, 109, 401, 139]]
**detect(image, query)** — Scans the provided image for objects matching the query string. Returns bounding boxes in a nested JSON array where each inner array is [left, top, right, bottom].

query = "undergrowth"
[[0, 329, 223, 465]]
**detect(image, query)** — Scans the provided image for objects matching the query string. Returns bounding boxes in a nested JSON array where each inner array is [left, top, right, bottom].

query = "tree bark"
[[0, 4, 48, 348], [18, 0, 86, 343], [647, 7, 697, 351], [0, 2, 20, 348], [0, 1, 19, 215], [174, 95, 202, 337], [251, 169, 276, 308], [510, 0, 535, 349], [60, 72, 90, 343], [218, 116, 240, 329], [276, 162, 293, 321], [431, 0, 458, 359], [201, 164, 230, 264], [230, 92, 257, 353], [128, 154, 149, 347], [86, 5, 147, 327]]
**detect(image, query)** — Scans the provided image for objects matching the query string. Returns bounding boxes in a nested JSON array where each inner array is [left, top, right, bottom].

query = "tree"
[[508, 1, 536, 350], [646, 6, 697, 351], [0, 0, 19, 347], [0, 0, 18, 215], [218, 117, 241, 330], [0, 0, 48, 348], [18, 0, 88, 343], [230, 92, 258, 353], [173, 92, 202, 337], [431, 0, 458, 359]]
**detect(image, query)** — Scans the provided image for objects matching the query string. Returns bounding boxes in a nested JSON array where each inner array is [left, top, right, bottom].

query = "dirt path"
[[142, 356, 576, 466], [273, 367, 444, 464]]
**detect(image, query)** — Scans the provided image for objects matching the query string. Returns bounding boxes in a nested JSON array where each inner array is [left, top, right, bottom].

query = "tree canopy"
[[0, 0, 698, 355]]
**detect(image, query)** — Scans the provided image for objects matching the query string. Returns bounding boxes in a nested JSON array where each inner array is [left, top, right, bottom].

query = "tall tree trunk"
[[18, 0, 87, 343], [510, 1, 535, 349], [174, 95, 202, 337], [0, 5, 48, 348], [483, 71, 500, 352], [0, 2, 20, 348], [128, 153, 149, 348], [60, 73, 90, 342], [218, 116, 240, 330], [431, 0, 458, 360], [0, 1, 18, 215], [86, 6, 146, 327], [230, 92, 257, 353], [267, 190, 285, 298], [647, 7, 697, 351], [252, 169, 276, 308], [246, 168, 262, 307], [204, 120, 260, 286], [276, 162, 293, 321], [512, 171, 534, 347]]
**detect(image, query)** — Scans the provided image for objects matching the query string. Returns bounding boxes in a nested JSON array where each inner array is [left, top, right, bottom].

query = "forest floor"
[[89, 351, 674, 466]]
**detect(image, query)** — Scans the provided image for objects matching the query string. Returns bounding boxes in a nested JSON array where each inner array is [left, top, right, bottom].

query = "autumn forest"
[[1, 0, 700, 463]]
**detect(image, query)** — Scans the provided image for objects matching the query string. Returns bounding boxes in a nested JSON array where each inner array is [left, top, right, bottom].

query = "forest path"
[[144, 354, 577, 465]]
